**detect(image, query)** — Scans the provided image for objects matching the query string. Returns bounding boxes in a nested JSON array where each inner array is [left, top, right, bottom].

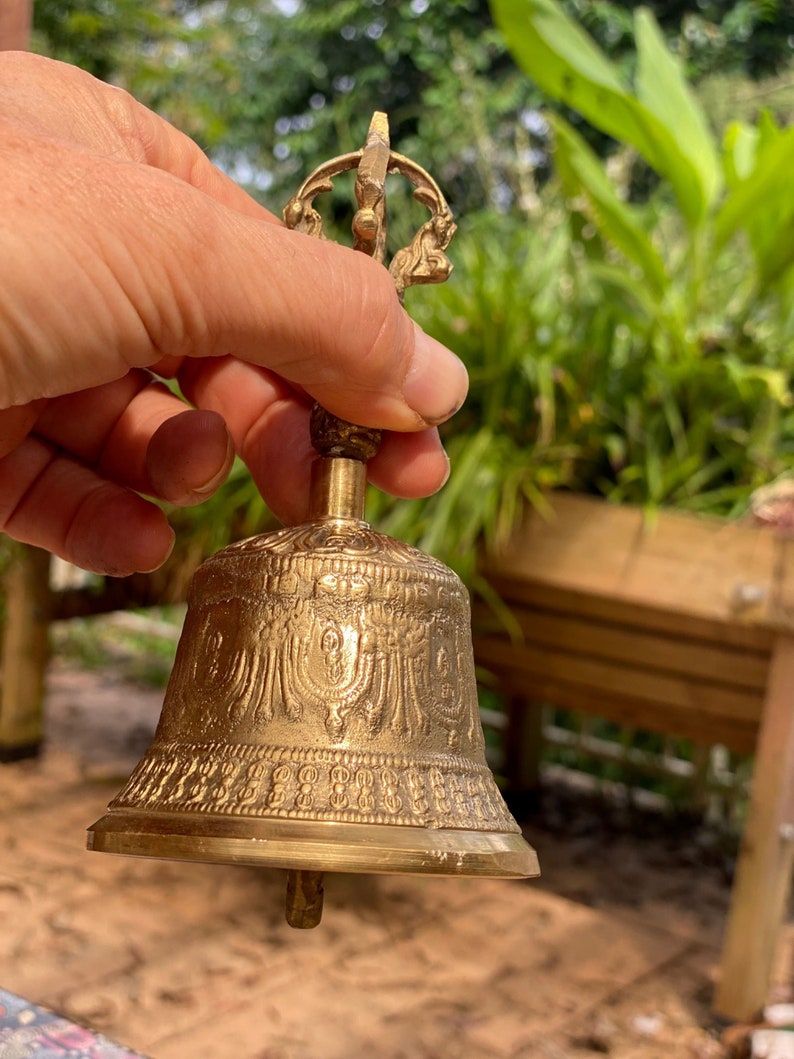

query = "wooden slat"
[[479, 667, 758, 755], [473, 604, 770, 691], [481, 576, 776, 652], [473, 494, 794, 1019], [481, 494, 794, 635], [474, 636, 763, 725], [715, 634, 794, 1020]]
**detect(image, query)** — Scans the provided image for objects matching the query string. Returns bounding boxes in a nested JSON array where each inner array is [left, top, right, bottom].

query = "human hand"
[[0, 53, 467, 575]]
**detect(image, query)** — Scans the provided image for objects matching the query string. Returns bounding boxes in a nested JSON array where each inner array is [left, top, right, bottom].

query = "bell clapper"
[[285, 869, 325, 929]]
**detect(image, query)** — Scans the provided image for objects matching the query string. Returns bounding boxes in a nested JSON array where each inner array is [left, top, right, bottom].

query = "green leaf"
[[634, 8, 720, 210], [491, 0, 716, 226], [421, 428, 495, 558], [758, 108, 781, 153], [715, 126, 794, 289], [585, 261, 658, 319], [551, 114, 668, 297], [723, 122, 759, 187], [724, 358, 791, 405]]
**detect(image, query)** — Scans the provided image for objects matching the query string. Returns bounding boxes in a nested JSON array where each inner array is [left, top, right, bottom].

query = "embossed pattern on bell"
[[88, 111, 540, 897], [108, 517, 519, 835]]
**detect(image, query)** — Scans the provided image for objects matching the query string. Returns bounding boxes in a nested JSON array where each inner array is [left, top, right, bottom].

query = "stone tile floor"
[[1, 663, 791, 1058]]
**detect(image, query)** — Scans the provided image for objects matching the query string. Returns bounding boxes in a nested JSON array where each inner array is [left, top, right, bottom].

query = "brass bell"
[[87, 114, 539, 927]]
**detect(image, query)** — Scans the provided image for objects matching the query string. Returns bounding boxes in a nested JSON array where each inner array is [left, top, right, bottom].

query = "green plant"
[[494, 0, 794, 506], [369, 2, 794, 585], [369, 209, 598, 576]]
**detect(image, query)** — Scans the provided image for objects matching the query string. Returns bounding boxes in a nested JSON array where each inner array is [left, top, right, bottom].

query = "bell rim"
[[87, 810, 540, 879]]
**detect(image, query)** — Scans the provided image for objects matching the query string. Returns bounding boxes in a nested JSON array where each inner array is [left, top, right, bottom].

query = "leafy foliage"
[[366, 2, 794, 581], [32, 0, 538, 218], [565, 0, 794, 81], [33, 0, 794, 217]]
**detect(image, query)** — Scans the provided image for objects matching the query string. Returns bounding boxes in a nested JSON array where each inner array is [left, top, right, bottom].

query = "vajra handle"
[[282, 112, 456, 471]]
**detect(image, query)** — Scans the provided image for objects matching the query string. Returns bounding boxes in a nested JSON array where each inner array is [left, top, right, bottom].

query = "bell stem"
[[309, 457, 367, 521]]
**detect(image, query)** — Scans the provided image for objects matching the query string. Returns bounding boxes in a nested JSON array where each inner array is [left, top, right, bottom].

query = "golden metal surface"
[[309, 458, 367, 521], [87, 113, 539, 927], [88, 816, 536, 876], [283, 111, 456, 302]]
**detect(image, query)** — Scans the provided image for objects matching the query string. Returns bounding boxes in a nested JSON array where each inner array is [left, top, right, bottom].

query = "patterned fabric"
[[0, 989, 146, 1058]]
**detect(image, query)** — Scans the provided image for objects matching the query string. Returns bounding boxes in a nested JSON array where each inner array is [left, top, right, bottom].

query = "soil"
[[1, 660, 791, 1058]]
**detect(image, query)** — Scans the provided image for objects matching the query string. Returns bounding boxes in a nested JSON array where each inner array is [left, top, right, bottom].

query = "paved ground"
[[1, 662, 791, 1058]]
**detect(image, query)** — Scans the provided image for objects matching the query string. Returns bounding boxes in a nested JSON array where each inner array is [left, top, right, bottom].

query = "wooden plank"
[[503, 694, 544, 794], [482, 494, 794, 633], [473, 603, 770, 691], [520, 682, 756, 755], [480, 576, 776, 652], [477, 661, 759, 754], [474, 636, 764, 725], [715, 634, 794, 1021]]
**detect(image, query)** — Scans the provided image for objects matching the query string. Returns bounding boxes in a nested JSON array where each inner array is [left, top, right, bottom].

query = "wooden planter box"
[[475, 492, 794, 1022]]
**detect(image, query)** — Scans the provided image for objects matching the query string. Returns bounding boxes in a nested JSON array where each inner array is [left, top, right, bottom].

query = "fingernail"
[[439, 450, 451, 489], [139, 526, 176, 573], [191, 430, 235, 500], [402, 325, 468, 425]]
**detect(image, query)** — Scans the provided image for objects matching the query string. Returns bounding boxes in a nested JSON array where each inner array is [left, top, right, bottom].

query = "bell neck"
[[309, 457, 368, 522], [308, 404, 380, 522]]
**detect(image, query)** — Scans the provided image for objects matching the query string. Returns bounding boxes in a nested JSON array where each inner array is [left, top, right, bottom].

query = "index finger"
[[178, 357, 452, 524]]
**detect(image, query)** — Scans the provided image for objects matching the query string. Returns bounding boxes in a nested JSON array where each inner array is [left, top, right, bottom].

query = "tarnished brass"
[[285, 870, 324, 930], [87, 114, 539, 926]]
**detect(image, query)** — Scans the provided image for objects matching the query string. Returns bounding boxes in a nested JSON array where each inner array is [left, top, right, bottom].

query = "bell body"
[[88, 515, 538, 880]]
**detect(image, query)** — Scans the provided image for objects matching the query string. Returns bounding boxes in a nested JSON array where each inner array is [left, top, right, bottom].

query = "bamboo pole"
[[0, 0, 32, 50], [0, 546, 52, 759], [0, 0, 44, 759]]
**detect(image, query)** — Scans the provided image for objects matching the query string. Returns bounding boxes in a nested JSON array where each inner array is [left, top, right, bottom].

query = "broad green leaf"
[[758, 109, 781, 154], [551, 114, 668, 297], [716, 126, 794, 288], [634, 8, 720, 209], [491, 0, 713, 226], [723, 122, 759, 187], [716, 126, 794, 243], [495, 0, 626, 94]]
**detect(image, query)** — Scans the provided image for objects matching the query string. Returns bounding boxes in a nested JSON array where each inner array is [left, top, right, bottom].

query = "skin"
[[0, 52, 468, 576]]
